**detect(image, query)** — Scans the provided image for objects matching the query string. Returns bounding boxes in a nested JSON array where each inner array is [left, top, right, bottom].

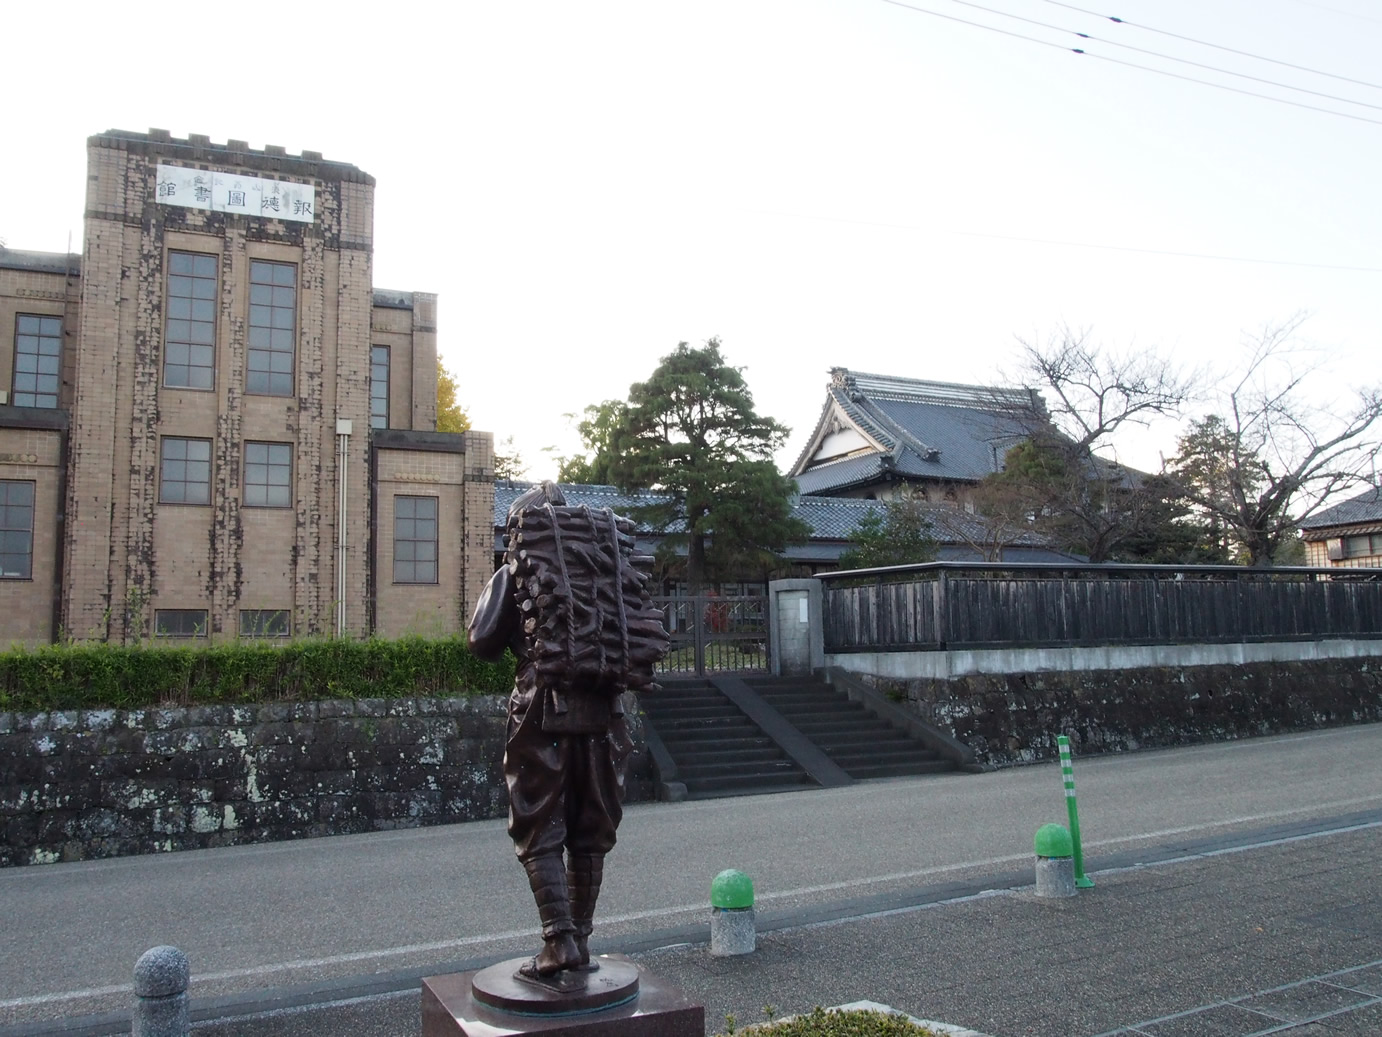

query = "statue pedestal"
[[421, 956, 703, 1036]]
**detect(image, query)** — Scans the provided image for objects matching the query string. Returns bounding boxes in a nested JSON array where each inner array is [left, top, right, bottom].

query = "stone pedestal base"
[[422, 956, 703, 1036], [1035, 855, 1076, 898]]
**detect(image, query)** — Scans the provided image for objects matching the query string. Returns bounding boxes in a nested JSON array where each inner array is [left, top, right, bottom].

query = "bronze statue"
[[467, 481, 669, 984]]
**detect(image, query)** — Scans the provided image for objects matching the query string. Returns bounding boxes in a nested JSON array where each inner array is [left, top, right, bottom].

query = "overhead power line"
[[877, 0, 1382, 127], [758, 208, 1382, 274], [1040, 0, 1382, 92], [947, 0, 1382, 112]]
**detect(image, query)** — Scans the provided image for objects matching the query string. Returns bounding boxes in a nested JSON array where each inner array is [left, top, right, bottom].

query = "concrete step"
[[673, 746, 786, 767], [676, 758, 801, 781], [683, 772, 813, 797], [842, 759, 955, 779]]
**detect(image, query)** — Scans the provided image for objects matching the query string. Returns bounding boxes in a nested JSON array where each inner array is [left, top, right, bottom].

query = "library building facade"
[[0, 130, 494, 647]]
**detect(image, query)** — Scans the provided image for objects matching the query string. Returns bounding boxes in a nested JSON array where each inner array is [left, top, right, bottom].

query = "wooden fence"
[[820, 562, 1382, 653]]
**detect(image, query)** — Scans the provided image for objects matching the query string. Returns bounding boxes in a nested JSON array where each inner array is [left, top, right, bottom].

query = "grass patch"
[[0, 636, 515, 712], [719, 1007, 944, 1036]]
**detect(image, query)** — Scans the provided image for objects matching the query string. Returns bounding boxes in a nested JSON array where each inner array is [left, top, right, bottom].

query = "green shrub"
[[0, 636, 515, 712], [719, 1008, 941, 1037]]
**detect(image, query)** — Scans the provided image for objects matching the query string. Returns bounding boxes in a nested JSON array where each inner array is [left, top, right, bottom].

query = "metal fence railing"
[[651, 595, 769, 676]]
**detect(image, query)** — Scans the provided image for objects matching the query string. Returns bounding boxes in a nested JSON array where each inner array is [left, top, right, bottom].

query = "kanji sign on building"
[[155, 164, 316, 223]]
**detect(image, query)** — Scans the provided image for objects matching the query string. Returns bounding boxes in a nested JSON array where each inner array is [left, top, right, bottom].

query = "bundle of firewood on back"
[[506, 503, 670, 695]]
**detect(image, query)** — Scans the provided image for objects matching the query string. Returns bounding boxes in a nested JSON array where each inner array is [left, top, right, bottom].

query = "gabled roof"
[[789, 369, 1044, 494], [1299, 485, 1382, 533]]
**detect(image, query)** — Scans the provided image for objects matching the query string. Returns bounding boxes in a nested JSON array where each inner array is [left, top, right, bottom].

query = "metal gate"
[[652, 594, 769, 676]]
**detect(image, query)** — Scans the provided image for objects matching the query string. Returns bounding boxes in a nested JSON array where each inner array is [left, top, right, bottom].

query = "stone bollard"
[[1033, 823, 1076, 898], [709, 869, 756, 956], [132, 946, 190, 1037]]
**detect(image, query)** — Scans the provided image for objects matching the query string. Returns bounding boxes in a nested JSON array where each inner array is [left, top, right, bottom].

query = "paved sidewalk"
[[637, 822, 1382, 1037], [3, 725, 1382, 1036], [193, 820, 1382, 1037]]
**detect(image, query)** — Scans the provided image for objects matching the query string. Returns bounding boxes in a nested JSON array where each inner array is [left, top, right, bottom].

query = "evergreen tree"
[[837, 495, 939, 570], [571, 339, 808, 592]]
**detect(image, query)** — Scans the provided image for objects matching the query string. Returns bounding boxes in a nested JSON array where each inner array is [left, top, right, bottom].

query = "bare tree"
[[1170, 316, 1382, 566], [1015, 326, 1197, 453], [988, 327, 1197, 562]]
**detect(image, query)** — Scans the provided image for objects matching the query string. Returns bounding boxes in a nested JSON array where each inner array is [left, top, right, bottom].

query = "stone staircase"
[[641, 674, 962, 799], [639, 679, 813, 799], [744, 675, 956, 780]]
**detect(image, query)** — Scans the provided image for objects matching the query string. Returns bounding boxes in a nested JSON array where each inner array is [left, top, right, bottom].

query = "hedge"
[[0, 636, 515, 713]]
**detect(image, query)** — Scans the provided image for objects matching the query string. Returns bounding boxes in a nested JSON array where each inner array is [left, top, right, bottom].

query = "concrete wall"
[[827, 638, 1382, 681], [0, 694, 655, 867]]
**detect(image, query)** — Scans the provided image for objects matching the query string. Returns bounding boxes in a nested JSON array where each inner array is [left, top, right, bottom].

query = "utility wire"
[[878, 0, 1382, 127], [949, 0, 1382, 112], [1041, 0, 1382, 91], [759, 207, 1382, 273]]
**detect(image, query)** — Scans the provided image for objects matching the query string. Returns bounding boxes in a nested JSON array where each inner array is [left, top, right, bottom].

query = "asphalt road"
[[3, 723, 1381, 1033]]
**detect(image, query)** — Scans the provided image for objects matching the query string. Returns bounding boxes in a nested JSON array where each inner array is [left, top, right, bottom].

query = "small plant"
[[714, 1006, 943, 1036]]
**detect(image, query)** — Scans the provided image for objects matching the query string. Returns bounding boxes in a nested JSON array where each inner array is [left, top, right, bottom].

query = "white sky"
[[6, 0, 1380, 479]]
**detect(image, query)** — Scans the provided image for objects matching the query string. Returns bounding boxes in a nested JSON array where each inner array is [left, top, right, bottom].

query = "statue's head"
[[507, 480, 566, 528]]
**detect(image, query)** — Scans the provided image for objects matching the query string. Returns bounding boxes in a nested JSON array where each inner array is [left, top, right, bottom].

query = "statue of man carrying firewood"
[[467, 481, 669, 983]]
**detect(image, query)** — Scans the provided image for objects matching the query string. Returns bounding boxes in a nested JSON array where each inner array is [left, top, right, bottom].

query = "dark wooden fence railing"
[[819, 562, 1382, 653]]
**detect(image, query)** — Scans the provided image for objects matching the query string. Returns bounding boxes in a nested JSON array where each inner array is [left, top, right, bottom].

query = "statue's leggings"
[[505, 684, 630, 863]]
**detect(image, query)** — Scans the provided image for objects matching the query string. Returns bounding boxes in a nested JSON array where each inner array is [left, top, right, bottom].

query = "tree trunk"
[[688, 533, 707, 594]]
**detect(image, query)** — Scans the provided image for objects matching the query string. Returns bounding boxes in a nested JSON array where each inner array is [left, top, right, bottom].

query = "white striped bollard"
[[1057, 735, 1094, 889]]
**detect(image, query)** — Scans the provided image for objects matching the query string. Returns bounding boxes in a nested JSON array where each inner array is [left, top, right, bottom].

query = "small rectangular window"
[[154, 609, 207, 638], [159, 437, 213, 505], [164, 252, 217, 389], [244, 442, 292, 508], [393, 495, 438, 584], [1343, 535, 1373, 558], [370, 345, 390, 430], [239, 609, 290, 638], [13, 314, 62, 408], [247, 260, 296, 396], [0, 480, 35, 579]]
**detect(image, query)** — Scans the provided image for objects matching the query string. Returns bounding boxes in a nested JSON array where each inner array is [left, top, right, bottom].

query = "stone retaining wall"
[[0, 695, 653, 867], [874, 657, 1382, 768]]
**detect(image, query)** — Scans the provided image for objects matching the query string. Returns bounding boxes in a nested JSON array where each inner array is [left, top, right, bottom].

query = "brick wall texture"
[[1, 130, 493, 646]]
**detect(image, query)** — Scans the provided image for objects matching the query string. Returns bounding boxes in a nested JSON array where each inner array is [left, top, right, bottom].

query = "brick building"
[[0, 130, 494, 646]]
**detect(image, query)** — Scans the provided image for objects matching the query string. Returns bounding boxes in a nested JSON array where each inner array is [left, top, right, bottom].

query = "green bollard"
[[1057, 735, 1094, 888]]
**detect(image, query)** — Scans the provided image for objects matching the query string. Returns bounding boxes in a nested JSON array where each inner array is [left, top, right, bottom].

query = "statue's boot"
[[518, 854, 580, 977], [568, 852, 604, 971]]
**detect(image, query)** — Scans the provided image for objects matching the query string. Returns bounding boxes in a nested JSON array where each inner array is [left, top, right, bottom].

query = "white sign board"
[[156, 164, 316, 223]]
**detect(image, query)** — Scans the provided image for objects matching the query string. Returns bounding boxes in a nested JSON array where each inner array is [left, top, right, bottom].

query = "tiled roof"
[[0, 248, 80, 275], [790, 369, 1042, 490], [1299, 485, 1382, 531], [494, 482, 1056, 552], [493, 482, 679, 533]]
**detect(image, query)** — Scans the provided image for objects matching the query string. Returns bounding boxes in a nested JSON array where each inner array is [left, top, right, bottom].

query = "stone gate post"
[[767, 579, 824, 676]]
